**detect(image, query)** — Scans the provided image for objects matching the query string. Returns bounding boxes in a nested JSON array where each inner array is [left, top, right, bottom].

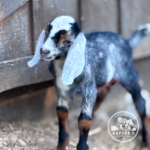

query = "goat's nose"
[[40, 48, 50, 55]]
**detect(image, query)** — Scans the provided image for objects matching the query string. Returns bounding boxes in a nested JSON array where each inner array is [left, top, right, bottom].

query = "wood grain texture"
[[0, 3, 31, 61], [120, 0, 150, 59], [0, 58, 53, 93], [0, 2, 45, 91], [32, 0, 79, 48], [80, 0, 118, 33], [0, 85, 56, 121], [0, 0, 29, 20]]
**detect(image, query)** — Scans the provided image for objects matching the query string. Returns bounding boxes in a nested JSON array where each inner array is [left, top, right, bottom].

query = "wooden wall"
[[0, 0, 150, 92], [80, 0, 118, 33], [120, 0, 150, 59]]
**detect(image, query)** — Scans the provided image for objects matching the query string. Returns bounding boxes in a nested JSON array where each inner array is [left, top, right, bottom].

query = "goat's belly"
[[97, 79, 116, 92]]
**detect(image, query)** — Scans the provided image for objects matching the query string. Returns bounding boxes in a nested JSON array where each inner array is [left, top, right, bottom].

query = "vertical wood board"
[[0, 0, 29, 20], [120, 0, 150, 59], [80, 0, 118, 33], [0, 3, 32, 61]]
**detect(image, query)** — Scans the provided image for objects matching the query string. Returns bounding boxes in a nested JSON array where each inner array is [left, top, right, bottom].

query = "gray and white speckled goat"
[[28, 16, 150, 150]]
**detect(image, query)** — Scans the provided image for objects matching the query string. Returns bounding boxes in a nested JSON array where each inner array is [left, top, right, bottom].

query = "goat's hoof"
[[76, 143, 89, 150], [57, 141, 69, 150], [57, 146, 69, 150]]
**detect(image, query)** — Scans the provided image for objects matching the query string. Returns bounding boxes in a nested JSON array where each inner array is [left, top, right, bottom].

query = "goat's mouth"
[[42, 54, 57, 61]]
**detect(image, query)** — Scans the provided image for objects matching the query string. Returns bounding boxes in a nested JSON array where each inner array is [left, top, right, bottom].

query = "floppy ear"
[[62, 32, 86, 85], [28, 29, 46, 67]]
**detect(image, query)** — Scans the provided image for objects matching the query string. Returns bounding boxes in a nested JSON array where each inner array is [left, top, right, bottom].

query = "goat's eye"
[[63, 40, 72, 46]]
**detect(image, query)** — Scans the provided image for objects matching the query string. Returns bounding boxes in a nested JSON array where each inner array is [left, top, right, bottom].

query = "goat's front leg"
[[77, 87, 97, 150], [56, 98, 69, 150]]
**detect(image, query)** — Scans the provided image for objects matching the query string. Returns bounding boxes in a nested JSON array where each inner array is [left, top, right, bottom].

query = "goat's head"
[[28, 16, 86, 85]]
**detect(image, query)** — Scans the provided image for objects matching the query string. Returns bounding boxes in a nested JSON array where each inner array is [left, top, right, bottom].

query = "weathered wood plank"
[[32, 0, 79, 47], [0, 0, 29, 20], [0, 85, 56, 121], [120, 0, 150, 59], [80, 0, 118, 33], [0, 3, 32, 61], [0, 1, 57, 92], [0, 58, 53, 93]]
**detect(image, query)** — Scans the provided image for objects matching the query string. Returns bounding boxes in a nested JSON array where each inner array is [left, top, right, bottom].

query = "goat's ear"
[[28, 29, 46, 67], [62, 32, 86, 85]]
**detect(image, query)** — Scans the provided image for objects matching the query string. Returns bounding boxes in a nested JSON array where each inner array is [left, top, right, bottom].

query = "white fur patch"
[[106, 58, 115, 82], [50, 16, 75, 37], [65, 146, 69, 150], [54, 59, 70, 98], [99, 52, 103, 58], [138, 23, 150, 33], [42, 37, 55, 51], [57, 98, 69, 108], [109, 43, 115, 53], [141, 89, 150, 118]]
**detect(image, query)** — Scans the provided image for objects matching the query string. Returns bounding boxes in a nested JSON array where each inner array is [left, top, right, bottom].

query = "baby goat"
[[28, 16, 150, 150]]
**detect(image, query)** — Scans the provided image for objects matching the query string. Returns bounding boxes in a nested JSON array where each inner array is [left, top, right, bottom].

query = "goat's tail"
[[127, 23, 150, 49]]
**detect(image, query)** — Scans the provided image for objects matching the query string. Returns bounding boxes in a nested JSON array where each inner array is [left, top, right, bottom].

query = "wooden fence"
[[0, 0, 150, 92]]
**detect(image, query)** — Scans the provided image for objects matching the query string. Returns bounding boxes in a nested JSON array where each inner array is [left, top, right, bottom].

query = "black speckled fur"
[[47, 21, 150, 149]]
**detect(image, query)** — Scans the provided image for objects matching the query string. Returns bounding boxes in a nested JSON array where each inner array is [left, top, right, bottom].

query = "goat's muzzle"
[[40, 48, 50, 56]]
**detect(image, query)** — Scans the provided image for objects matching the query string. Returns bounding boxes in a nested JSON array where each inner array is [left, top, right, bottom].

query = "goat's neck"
[[54, 57, 65, 77], [54, 57, 70, 95]]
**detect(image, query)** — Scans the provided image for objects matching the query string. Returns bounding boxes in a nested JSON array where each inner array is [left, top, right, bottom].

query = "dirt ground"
[[0, 83, 148, 150], [0, 116, 142, 150], [0, 58, 150, 150]]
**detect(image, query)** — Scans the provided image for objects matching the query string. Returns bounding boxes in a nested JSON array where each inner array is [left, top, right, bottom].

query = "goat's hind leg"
[[56, 98, 69, 150], [92, 87, 110, 117], [119, 69, 150, 149]]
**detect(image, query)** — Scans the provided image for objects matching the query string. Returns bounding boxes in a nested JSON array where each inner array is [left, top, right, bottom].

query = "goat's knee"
[[56, 104, 69, 150]]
